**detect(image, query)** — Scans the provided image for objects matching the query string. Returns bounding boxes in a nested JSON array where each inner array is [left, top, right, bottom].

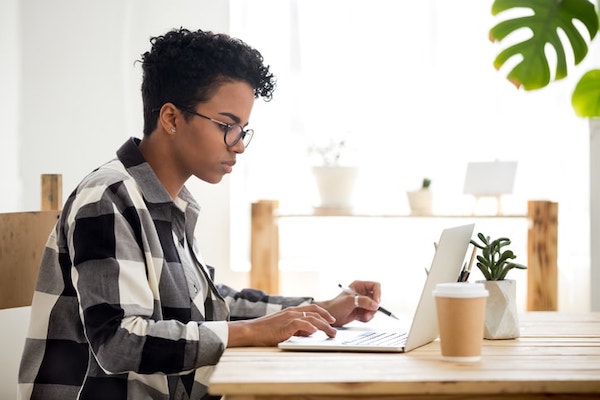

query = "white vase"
[[312, 166, 359, 210], [478, 279, 520, 339], [406, 189, 432, 215]]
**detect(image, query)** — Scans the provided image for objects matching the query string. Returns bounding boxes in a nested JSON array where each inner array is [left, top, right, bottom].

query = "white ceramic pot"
[[312, 166, 359, 210], [478, 279, 520, 339], [406, 189, 432, 215]]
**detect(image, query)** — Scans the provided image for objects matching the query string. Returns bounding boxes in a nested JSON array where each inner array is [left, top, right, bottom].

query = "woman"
[[18, 28, 382, 400]]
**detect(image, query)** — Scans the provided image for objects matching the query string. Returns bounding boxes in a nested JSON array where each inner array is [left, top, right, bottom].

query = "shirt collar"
[[116, 137, 200, 216]]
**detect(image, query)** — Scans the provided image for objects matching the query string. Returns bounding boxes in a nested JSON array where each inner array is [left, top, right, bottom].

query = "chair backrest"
[[0, 174, 62, 309]]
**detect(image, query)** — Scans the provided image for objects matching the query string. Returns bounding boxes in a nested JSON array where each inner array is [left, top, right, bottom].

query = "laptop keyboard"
[[342, 331, 408, 347]]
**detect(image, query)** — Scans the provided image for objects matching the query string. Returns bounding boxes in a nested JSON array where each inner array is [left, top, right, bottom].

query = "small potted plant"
[[308, 138, 347, 167], [308, 138, 358, 212], [470, 232, 527, 339], [406, 177, 432, 216]]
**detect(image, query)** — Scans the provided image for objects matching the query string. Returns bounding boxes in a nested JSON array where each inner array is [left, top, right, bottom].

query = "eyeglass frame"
[[174, 105, 254, 148]]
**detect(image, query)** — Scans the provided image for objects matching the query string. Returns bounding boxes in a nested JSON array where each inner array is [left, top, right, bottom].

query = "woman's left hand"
[[313, 280, 381, 327]]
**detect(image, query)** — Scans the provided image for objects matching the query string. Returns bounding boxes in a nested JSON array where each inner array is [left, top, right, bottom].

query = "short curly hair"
[[140, 28, 276, 134]]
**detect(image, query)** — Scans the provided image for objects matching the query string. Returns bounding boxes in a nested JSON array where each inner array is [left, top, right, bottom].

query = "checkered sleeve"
[[217, 284, 313, 321]]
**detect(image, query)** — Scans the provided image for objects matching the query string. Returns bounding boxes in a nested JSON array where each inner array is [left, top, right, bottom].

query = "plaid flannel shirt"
[[18, 137, 312, 400]]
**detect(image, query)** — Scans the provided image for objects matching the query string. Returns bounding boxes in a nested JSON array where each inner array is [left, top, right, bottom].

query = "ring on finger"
[[354, 293, 359, 308], [302, 311, 306, 317]]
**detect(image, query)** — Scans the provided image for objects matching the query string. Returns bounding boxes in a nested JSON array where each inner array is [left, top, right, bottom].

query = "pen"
[[337, 284, 399, 320], [458, 246, 478, 282]]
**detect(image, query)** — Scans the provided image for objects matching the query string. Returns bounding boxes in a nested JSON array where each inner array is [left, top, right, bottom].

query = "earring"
[[170, 127, 176, 133]]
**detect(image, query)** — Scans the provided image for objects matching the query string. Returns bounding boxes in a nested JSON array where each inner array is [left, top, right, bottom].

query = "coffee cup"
[[433, 282, 489, 362]]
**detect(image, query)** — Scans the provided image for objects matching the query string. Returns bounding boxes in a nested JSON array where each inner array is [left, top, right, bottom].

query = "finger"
[[292, 315, 337, 338], [352, 294, 379, 311], [301, 305, 336, 324], [356, 310, 378, 323], [369, 282, 382, 303], [351, 281, 381, 303], [301, 310, 337, 328], [306, 318, 337, 337]]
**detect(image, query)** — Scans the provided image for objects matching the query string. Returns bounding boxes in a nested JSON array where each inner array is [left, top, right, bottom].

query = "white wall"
[[0, 0, 20, 212], [0, 1, 250, 398], [0, 1, 25, 398]]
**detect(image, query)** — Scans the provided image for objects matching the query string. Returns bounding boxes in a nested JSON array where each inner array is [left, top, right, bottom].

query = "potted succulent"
[[309, 138, 358, 211], [470, 232, 527, 339], [406, 177, 432, 216]]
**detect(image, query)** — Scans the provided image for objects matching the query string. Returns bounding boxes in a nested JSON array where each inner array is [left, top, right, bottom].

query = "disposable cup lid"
[[432, 282, 489, 298]]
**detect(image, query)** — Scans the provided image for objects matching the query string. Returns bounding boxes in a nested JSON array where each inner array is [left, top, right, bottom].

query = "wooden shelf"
[[277, 211, 527, 218], [251, 199, 558, 311]]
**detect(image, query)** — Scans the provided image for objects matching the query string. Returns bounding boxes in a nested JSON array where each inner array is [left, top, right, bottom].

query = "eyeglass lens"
[[226, 125, 254, 147]]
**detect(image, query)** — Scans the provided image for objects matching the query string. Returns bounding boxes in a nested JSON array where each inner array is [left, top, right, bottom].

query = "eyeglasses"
[[178, 107, 254, 148]]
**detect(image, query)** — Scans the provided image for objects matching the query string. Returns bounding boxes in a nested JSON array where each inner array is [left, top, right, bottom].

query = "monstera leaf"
[[490, 0, 598, 91], [572, 70, 600, 117]]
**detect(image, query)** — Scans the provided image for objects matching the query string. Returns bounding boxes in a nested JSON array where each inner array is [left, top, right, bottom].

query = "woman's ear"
[[158, 103, 178, 135]]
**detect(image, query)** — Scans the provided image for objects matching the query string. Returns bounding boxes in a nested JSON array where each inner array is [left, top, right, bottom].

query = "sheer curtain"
[[229, 0, 591, 312]]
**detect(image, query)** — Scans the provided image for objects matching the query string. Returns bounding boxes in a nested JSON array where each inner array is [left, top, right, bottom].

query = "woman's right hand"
[[226, 304, 337, 347]]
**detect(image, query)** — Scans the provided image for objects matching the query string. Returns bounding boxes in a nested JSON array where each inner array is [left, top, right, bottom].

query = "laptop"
[[278, 223, 475, 353]]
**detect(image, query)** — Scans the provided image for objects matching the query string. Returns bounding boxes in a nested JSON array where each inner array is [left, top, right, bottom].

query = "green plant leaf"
[[498, 262, 527, 280], [497, 265, 514, 280], [471, 232, 527, 280], [497, 250, 517, 265], [572, 69, 600, 117], [490, 0, 598, 90], [476, 262, 493, 280]]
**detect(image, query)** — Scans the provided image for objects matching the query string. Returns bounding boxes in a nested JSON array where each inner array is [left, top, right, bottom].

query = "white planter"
[[312, 166, 358, 210], [478, 279, 520, 339], [406, 189, 432, 215]]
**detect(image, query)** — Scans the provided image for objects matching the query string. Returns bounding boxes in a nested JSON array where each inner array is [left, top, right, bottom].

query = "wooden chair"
[[0, 174, 62, 309]]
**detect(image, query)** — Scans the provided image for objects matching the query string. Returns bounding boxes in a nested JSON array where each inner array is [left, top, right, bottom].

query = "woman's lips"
[[223, 160, 235, 173]]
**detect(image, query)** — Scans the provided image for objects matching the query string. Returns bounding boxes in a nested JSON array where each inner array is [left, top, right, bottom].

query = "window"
[[229, 0, 591, 311]]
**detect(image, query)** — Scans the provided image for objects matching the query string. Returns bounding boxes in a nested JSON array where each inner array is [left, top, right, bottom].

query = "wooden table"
[[208, 312, 600, 399]]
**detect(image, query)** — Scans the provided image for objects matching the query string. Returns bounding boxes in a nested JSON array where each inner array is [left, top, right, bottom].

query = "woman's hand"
[[313, 280, 381, 327], [226, 280, 382, 347], [227, 304, 337, 347]]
